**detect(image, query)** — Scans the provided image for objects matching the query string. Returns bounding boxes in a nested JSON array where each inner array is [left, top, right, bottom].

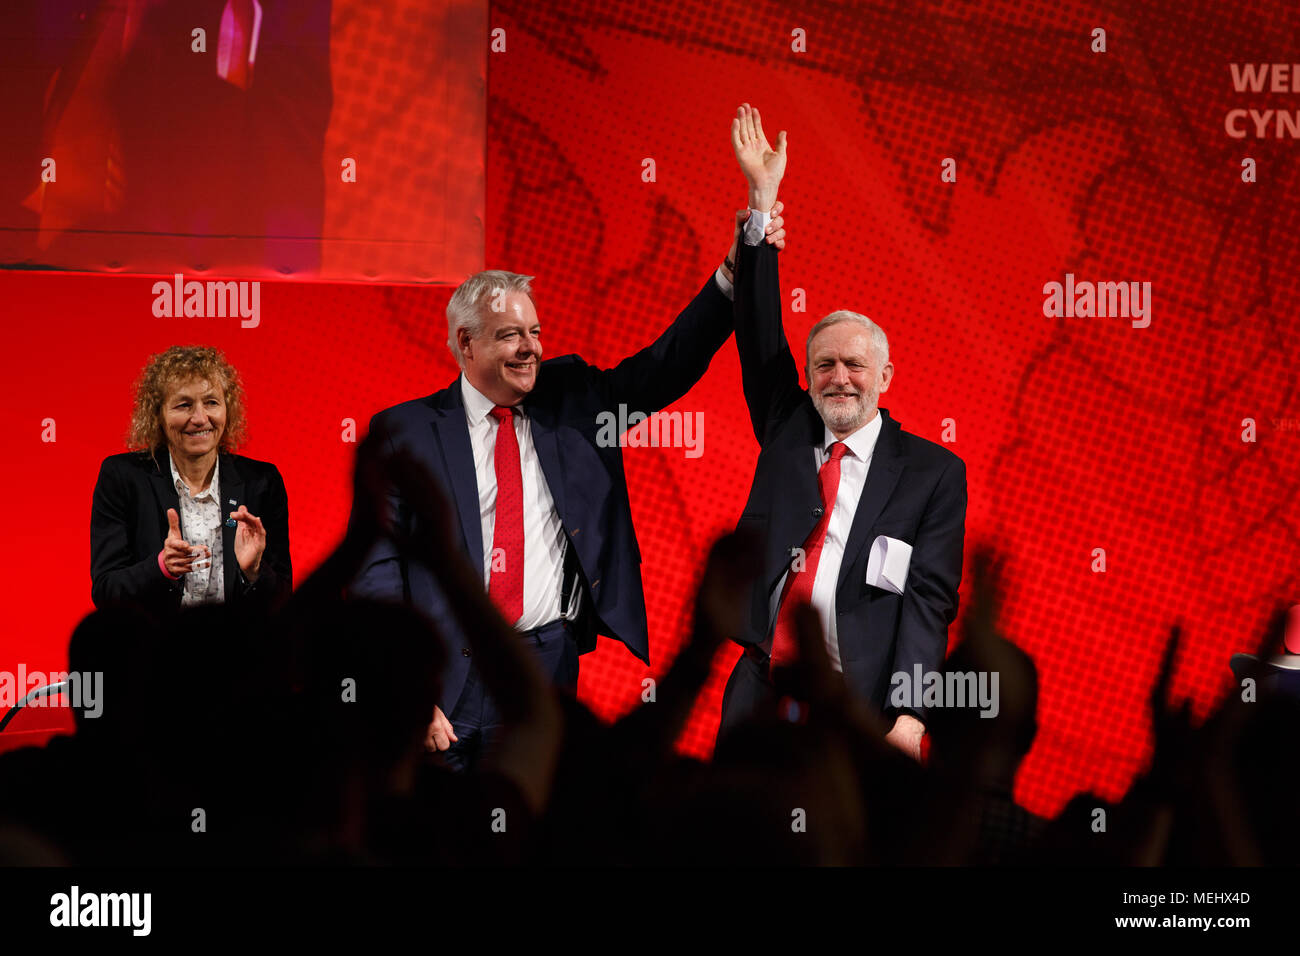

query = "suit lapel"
[[148, 446, 181, 527], [765, 403, 825, 592], [836, 409, 905, 596], [220, 454, 244, 601], [524, 396, 566, 525], [790, 401, 824, 516], [430, 382, 486, 570]]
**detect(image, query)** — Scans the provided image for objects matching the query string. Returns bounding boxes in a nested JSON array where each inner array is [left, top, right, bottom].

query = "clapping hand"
[[230, 504, 266, 581], [161, 507, 208, 577]]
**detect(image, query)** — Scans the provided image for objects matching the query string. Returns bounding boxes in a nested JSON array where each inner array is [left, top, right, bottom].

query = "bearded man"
[[719, 104, 967, 760]]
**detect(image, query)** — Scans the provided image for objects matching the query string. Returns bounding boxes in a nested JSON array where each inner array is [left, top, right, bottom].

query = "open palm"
[[731, 103, 787, 207], [230, 505, 266, 577]]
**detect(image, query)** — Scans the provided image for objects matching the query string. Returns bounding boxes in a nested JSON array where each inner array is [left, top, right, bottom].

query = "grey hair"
[[805, 310, 890, 368], [446, 270, 535, 367]]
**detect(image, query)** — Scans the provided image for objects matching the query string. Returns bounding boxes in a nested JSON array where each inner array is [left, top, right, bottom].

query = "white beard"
[[812, 389, 874, 434]]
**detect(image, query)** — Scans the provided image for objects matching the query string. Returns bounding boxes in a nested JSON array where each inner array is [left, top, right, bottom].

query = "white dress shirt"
[[762, 377, 885, 669], [460, 374, 577, 630], [169, 452, 225, 606]]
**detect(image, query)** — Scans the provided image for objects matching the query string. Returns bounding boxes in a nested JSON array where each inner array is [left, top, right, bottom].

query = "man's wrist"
[[714, 266, 734, 300], [748, 185, 778, 213], [741, 208, 770, 247]]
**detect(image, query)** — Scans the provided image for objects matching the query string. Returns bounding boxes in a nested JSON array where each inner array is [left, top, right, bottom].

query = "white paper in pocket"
[[866, 535, 912, 595]]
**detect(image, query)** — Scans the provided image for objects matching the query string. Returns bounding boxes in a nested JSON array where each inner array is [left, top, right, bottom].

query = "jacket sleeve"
[[237, 462, 293, 605], [90, 457, 179, 608], [347, 416, 407, 603], [734, 234, 805, 444], [885, 456, 967, 727], [588, 272, 734, 414]]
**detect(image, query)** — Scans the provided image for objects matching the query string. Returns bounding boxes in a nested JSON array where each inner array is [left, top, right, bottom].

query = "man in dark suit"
[[352, 210, 787, 770], [91, 347, 291, 613], [719, 104, 966, 759]]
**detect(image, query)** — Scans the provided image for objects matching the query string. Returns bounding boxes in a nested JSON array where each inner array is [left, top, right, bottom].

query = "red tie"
[[488, 405, 525, 623], [769, 442, 848, 671]]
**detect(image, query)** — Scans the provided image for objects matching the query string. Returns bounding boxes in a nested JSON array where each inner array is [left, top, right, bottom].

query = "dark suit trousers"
[[439, 619, 579, 773]]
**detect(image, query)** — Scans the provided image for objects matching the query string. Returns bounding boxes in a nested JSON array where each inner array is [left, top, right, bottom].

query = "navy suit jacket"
[[90, 447, 292, 612], [731, 236, 967, 724], [351, 272, 734, 709]]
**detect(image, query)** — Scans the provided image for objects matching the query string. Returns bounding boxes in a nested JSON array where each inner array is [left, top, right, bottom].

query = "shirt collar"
[[822, 408, 883, 461], [168, 450, 220, 499], [460, 373, 526, 426]]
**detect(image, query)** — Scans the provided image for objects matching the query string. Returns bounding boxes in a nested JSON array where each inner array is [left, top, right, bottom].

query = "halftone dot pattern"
[[488, 0, 1300, 810], [4, 0, 1300, 820], [321, 0, 484, 281], [0, 269, 452, 683], [0, 0, 483, 282], [206, 277, 461, 570]]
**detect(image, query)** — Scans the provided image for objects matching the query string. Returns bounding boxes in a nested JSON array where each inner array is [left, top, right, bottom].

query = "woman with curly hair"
[[90, 345, 291, 611]]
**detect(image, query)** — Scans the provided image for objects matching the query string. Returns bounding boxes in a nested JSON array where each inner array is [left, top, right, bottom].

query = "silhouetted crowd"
[[1, 437, 1295, 866]]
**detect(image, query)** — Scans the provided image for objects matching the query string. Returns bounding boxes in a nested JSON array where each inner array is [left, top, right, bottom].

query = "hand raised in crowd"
[[611, 528, 763, 761]]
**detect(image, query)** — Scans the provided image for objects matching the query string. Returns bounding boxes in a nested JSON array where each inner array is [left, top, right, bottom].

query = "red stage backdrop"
[[2, 0, 1299, 818]]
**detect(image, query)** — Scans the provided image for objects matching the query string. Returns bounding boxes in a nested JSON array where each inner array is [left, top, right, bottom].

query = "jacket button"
[[592, 578, 600, 589], [461, 648, 472, 657], [812, 507, 824, 518]]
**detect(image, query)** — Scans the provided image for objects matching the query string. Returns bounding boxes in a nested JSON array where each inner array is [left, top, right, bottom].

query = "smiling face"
[[162, 377, 227, 461], [459, 291, 541, 406], [806, 323, 893, 438]]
